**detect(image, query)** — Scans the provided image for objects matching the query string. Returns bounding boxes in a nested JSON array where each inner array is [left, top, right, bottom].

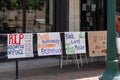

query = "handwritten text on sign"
[[37, 33, 62, 56], [88, 31, 107, 57], [7, 34, 33, 59], [65, 32, 86, 54]]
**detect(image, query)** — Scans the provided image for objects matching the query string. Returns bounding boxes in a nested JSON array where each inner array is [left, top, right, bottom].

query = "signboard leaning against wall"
[[88, 31, 107, 57], [7, 33, 34, 59], [37, 32, 62, 56]]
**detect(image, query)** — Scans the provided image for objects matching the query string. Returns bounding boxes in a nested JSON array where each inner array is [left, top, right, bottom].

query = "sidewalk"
[[0, 57, 105, 80]]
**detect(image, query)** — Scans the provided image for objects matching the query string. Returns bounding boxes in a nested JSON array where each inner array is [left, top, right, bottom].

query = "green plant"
[[0, 0, 45, 10]]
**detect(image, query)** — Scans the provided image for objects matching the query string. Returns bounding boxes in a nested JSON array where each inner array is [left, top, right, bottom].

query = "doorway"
[[80, 0, 106, 31]]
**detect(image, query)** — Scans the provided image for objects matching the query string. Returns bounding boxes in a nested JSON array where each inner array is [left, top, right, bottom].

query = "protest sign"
[[7, 33, 33, 59], [37, 32, 62, 56], [88, 31, 107, 57], [64, 32, 86, 54]]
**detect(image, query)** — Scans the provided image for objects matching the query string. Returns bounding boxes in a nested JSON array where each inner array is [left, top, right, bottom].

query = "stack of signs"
[[64, 32, 86, 54], [7, 33, 34, 59], [37, 32, 62, 56], [87, 31, 107, 57]]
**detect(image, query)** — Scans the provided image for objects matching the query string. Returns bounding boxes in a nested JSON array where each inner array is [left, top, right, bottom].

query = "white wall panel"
[[69, 0, 80, 31]]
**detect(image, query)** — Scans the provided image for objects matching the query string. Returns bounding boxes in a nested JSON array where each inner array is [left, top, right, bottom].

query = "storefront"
[[47, 0, 107, 32], [0, 0, 119, 80], [1, 0, 120, 33]]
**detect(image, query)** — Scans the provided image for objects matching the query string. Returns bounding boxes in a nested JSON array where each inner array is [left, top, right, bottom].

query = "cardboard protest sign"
[[64, 32, 86, 54], [88, 31, 107, 57], [7, 33, 33, 59], [37, 32, 62, 56]]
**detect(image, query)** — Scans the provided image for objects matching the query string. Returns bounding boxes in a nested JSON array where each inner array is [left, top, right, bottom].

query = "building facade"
[[47, 0, 108, 32]]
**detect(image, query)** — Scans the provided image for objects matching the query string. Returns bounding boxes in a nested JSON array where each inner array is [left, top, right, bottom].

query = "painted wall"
[[69, 0, 80, 31]]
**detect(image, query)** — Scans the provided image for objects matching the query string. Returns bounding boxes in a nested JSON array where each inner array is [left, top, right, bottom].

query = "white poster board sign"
[[7, 33, 33, 59], [37, 33, 62, 56], [116, 37, 120, 54], [64, 32, 86, 54]]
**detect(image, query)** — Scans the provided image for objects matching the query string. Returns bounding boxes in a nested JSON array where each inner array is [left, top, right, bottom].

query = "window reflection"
[[0, 0, 46, 33]]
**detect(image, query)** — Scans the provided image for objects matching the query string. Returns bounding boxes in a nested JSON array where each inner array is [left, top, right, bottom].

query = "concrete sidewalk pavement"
[[0, 57, 105, 80]]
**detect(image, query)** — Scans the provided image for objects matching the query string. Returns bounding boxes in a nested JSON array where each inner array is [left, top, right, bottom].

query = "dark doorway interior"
[[80, 0, 106, 31]]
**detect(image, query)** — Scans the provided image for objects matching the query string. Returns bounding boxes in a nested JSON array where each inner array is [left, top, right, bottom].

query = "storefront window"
[[0, 0, 47, 33], [0, 0, 107, 33]]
